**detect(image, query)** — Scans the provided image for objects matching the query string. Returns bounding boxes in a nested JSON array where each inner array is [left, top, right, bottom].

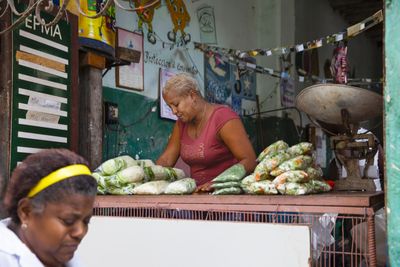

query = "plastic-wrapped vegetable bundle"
[[212, 164, 246, 183], [241, 174, 257, 194], [212, 181, 242, 189], [305, 166, 324, 180], [276, 182, 313, 195], [286, 142, 313, 157], [95, 155, 137, 176], [115, 166, 145, 183], [212, 187, 242, 195], [133, 180, 170, 195], [254, 152, 291, 181], [107, 183, 138, 195], [144, 165, 185, 182], [164, 178, 197, 195], [247, 180, 278, 195], [257, 140, 289, 162], [137, 159, 155, 168], [270, 155, 313, 177], [272, 170, 310, 185], [308, 180, 332, 193]]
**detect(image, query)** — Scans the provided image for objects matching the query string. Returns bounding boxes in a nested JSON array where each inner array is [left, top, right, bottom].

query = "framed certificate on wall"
[[116, 28, 144, 91]]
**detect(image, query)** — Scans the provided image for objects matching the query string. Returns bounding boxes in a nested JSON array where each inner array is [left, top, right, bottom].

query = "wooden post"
[[0, 10, 12, 216], [79, 51, 106, 169]]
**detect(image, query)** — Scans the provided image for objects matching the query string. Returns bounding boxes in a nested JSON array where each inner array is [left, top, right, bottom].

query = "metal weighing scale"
[[295, 83, 383, 191]]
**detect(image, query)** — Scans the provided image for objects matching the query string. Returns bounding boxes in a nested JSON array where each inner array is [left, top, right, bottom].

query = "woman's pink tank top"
[[178, 105, 239, 186]]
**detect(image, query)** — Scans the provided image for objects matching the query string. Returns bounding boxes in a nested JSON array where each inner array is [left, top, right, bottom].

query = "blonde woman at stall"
[[156, 73, 257, 187]]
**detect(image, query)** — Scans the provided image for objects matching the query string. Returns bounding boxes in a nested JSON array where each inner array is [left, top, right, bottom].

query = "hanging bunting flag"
[[195, 9, 382, 61]]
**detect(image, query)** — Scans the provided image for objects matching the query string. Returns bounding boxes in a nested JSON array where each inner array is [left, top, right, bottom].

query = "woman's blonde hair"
[[163, 73, 201, 97]]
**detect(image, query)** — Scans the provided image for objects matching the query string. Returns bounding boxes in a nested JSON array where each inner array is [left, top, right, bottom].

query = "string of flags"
[[195, 10, 382, 58], [194, 9, 383, 83]]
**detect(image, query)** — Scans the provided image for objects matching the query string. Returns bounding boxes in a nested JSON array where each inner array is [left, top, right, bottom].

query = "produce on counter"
[[244, 140, 331, 195], [269, 155, 313, 177], [116, 166, 145, 183], [212, 187, 242, 195], [144, 165, 185, 182], [94, 140, 332, 196], [164, 178, 197, 195], [95, 155, 138, 175], [93, 155, 187, 195], [256, 140, 289, 162], [286, 142, 313, 157], [137, 159, 156, 167], [254, 152, 291, 181], [246, 180, 278, 195], [272, 170, 310, 185], [305, 166, 324, 180], [276, 182, 312, 195], [211, 181, 242, 189], [133, 180, 170, 195], [212, 163, 246, 183]]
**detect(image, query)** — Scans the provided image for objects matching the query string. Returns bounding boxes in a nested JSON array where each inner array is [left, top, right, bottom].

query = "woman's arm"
[[218, 118, 257, 174], [156, 123, 181, 167]]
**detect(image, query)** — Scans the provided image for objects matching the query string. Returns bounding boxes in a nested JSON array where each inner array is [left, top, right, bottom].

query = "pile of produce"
[[92, 155, 196, 195], [204, 140, 331, 196], [246, 140, 331, 195], [211, 164, 246, 195]]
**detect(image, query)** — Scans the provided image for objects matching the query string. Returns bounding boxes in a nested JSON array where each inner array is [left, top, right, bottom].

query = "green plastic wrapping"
[[270, 155, 313, 176], [212, 187, 242, 195], [276, 182, 313, 195], [257, 140, 289, 162], [272, 170, 310, 185], [308, 180, 332, 193], [95, 155, 137, 176], [286, 142, 313, 157], [116, 165, 145, 183], [247, 180, 278, 195], [133, 180, 170, 195], [305, 166, 324, 180], [254, 152, 291, 181], [212, 164, 246, 183], [107, 183, 137, 195], [241, 174, 257, 194], [212, 181, 242, 189], [164, 178, 197, 195], [144, 165, 185, 182]]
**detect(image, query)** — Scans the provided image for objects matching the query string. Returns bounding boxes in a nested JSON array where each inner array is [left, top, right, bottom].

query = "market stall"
[[91, 192, 384, 267]]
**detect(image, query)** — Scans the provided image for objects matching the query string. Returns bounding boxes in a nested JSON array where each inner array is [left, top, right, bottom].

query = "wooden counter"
[[94, 191, 384, 215]]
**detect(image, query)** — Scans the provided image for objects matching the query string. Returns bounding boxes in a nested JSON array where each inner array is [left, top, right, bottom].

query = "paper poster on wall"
[[159, 68, 178, 120], [116, 28, 144, 91], [233, 59, 257, 101], [197, 5, 217, 44], [280, 77, 295, 107], [231, 94, 242, 115], [204, 53, 232, 104]]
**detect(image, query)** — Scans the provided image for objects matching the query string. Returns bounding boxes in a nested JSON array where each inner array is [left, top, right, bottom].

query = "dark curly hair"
[[3, 148, 97, 224]]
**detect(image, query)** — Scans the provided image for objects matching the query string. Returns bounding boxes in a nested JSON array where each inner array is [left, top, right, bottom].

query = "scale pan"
[[295, 83, 383, 125]]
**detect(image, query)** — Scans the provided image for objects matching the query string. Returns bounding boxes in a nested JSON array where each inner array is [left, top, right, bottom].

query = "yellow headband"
[[27, 164, 92, 198]]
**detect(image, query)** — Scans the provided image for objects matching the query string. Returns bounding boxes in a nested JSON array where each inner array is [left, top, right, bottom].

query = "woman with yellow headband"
[[1, 148, 97, 267]]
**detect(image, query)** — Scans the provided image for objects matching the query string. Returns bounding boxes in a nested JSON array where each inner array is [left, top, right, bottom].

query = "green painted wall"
[[102, 87, 174, 161], [385, 0, 400, 265]]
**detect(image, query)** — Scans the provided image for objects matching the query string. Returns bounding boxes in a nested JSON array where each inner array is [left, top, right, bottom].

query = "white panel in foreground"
[[79, 216, 311, 267]]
